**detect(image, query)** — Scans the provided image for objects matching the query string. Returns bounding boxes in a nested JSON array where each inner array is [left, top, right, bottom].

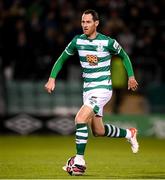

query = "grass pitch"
[[0, 136, 165, 179]]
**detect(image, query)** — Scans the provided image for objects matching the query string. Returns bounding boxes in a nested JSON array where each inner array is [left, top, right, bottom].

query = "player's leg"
[[91, 116, 139, 153], [91, 115, 129, 138], [75, 105, 94, 158], [89, 89, 139, 153], [63, 104, 94, 172], [91, 115, 133, 139], [72, 90, 107, 167]]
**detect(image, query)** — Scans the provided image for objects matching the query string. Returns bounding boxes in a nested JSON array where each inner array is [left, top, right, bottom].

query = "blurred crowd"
[[0, 0, 164, 85]]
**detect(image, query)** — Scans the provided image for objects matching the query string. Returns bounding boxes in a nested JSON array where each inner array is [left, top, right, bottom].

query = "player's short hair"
[[83, 9, 99, 21]]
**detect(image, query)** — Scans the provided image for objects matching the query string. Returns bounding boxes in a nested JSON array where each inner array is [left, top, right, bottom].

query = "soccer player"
[[45, 9, 139, 172]]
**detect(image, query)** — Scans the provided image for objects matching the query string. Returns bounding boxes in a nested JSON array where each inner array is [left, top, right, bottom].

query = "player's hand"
[[128, 76, 138, 91], [45, 77, 56, 93]]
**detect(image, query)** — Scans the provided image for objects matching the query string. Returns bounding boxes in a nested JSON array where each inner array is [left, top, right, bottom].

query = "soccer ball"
[[63, 156, 86, 176]]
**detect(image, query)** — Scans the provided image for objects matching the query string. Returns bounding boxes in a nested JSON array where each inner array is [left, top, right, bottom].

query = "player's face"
[[81, 14, 99, 37]]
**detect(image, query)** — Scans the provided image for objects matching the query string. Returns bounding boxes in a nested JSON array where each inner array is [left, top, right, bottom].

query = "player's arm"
[[45, 36, 78, 93], [118, 48, 138, 91], [45, 51, 70, 93], [108, 38, 138, 91], [50, 51, 70, 79]]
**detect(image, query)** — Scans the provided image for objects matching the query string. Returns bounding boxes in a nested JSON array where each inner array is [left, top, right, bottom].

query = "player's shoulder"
[[78, 34, 87, 39], [70, 34, 86, 44], [73, 34, 86, 40], [98, 33, 111, 39], [98, 33, 115, 42]]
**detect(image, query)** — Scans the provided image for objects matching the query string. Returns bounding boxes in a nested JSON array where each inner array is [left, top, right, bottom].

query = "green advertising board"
[[103, 114, 165, 138]]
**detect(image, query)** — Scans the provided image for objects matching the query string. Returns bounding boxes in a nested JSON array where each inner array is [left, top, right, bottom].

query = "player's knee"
[[75, 114, 85, 124]]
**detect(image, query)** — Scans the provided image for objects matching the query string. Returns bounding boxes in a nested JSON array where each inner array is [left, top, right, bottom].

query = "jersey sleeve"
[[65, 36, 78, 55], [50, 36, 78, 78], [107, 38, 122, 55], [118, 48, 134, 77], [108, 37, 134, 77], [50, 51, 70, 78]]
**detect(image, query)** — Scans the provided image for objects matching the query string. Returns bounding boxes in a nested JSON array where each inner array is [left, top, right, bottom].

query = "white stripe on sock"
[[111, 125, 116, 137], [106, 124, 111, 136], [76, 139, 87, 144], [116, 127, 120, 137], [77, 126, 88, 131], [76, 132, 88, 137]]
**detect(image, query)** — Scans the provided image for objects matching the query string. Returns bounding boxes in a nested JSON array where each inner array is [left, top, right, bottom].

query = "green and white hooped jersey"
[[65, 33, 122, 92]]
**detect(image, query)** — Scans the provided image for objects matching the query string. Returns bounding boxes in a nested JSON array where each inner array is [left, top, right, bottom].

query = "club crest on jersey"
[[86, 55, 98, 66], [80, 46, 85, 50], [96, 43, 104, 52]]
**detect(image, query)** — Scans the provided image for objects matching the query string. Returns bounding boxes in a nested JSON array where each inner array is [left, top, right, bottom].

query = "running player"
[[45, 9, 139, 171]]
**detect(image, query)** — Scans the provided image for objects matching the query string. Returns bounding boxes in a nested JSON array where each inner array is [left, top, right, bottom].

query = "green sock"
[[76, 123, 88, 155], [104, 124, 126, 137]]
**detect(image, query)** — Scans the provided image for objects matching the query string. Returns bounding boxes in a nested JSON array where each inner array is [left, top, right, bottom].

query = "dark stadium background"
[[0, 0, 165, 137]]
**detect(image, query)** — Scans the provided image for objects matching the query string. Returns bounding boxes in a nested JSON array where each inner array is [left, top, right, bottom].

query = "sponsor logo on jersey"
[[86, 54, 98, 66], [113, 40, 121, 53]]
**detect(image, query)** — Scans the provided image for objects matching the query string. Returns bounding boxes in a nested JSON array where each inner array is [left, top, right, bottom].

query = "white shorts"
[[83, 89, 112, 117]]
